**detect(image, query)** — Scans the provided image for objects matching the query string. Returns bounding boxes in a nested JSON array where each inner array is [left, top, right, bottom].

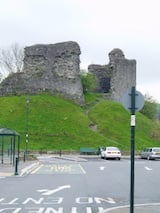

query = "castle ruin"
[[0, 41, 136, 104], [88, 48, 136, 102], [0, 41, 85, 105]]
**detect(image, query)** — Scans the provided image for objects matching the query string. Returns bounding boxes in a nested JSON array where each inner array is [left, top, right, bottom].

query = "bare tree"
[[0, 43, 24, 76]]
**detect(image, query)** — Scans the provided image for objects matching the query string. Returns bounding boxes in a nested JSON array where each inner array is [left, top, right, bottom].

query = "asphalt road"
[[0, 156, 160, 213]]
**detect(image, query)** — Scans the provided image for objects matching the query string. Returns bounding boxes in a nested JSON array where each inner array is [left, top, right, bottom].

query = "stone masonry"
[[0, 41, 85, 105], [0, 42, 136, 105], [88, 48, 136, 102]]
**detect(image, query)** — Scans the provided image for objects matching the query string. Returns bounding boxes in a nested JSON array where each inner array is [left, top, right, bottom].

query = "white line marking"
[[144, 166, 152, 171], [99, 166, 105, 170], [78, 164, 86, 174], [37, 185, 71, 195], [95, 197, 116, 204], [20, 163, 40, 176], [31, 164, 43, 174], [99, 202, 160, 213]]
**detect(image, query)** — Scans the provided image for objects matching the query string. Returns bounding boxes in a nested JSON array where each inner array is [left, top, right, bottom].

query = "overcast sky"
[[0, 0, 160, 102]]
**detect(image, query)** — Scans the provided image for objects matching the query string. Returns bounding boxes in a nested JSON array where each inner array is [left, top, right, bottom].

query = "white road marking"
[[144, 166, 152, 171], [37, 185, 71, 195], [78, 164, 86, 174], [95, 197, 116, 204], [100, 202, 160, 213], [20, 162, 40, 176], [99, 166, 105, 170], [31, 164, 43, 174]]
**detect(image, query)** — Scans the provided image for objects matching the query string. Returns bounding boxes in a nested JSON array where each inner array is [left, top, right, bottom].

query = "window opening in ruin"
[[100, 77, 111, 93]]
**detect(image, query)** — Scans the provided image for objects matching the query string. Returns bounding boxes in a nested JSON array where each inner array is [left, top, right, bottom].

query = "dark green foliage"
[[81, 72, 97, 93], [140, 94, 157, 119]]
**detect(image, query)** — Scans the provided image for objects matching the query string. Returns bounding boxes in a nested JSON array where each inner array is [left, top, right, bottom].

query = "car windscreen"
[[107, 147, 119, 151], [152, 148, 160, 152]]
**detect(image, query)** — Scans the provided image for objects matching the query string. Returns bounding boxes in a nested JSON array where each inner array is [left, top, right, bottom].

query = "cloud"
[[0, 0, 160, 102]]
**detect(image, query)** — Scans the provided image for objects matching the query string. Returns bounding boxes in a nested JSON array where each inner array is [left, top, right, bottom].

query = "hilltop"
[[0, 42, 136, 105], [0, 93, 160, 152]]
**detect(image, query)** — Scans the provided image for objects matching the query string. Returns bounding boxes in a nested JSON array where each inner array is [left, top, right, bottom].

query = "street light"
[[25, 96, 30, 158]]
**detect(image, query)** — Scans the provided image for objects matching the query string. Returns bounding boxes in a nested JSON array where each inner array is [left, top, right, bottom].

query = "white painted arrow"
[[37, 185, 71, 195], [99, 166, 105, 170], [144, 166, 152, 171]]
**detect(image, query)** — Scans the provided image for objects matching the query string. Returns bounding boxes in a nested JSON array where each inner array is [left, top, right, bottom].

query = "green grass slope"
[[0, 94, 160, 152], [89, 99, 160, 151]]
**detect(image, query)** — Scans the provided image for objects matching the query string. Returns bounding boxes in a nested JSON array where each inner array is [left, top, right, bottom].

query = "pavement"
[[0, 159, 39, 177], [0, 154, 160, 212]]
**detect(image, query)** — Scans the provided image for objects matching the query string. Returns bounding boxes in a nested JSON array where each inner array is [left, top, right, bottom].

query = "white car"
[[101, 146, 121, 160]]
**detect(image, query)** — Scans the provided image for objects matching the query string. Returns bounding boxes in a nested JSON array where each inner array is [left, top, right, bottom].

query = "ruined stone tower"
[[88, 48, 136, 102], [0, 41, 85, 105], [0, 42, 136, 105]]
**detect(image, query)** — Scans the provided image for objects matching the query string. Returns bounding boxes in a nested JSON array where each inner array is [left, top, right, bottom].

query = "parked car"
[[101, 146, 121, 160], [140, 147, 160, 160], [97, 146, 105, 155]]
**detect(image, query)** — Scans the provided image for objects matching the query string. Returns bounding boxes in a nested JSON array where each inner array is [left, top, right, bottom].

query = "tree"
[[81, 71, 97, 93], [0, 43, 24, 76], [140, 94, 157, 119]]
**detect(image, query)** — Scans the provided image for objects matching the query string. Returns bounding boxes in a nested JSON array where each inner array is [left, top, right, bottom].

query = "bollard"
[[14, 157, 19, 175], [23, 151, 26, 162]]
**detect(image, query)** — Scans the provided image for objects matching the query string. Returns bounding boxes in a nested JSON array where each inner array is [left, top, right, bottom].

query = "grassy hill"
[[0, 93, 160, 152]]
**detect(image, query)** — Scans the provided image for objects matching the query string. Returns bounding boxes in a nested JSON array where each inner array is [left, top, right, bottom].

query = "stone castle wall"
[[0, 42, 136, 105], [88, 48, 136, 102], [0, 41, 85, 105]]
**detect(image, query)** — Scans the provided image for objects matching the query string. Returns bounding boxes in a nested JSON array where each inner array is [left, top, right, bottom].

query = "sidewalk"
[[99, 203, 160, 213], [0, 160, 39, 177]]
